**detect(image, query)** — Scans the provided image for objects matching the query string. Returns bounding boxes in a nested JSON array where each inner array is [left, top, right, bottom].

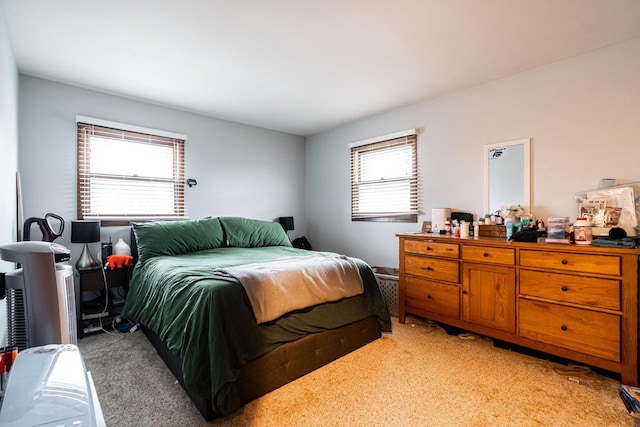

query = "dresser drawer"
[[405, 276, 460, 319], [405, 255, 459, 283], [462, 245, 515, 265], [519, 299, 620, 362], [520, 269, 620, 310], [404, 240, 459, 258], [519, 250, 621, 276]]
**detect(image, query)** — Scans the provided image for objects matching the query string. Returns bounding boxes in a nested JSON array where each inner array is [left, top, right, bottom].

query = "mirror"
[[483, 138, 530, 215]]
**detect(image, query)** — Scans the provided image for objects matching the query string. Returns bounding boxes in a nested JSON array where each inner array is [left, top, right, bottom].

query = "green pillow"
[[219, 217, 292, 248], [132, 217, 225, 262]]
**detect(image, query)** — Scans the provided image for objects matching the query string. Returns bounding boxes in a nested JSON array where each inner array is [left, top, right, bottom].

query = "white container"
[[432, 208, 451, 235], [574, 218, 592, 245], [460, 221, 470, 238]]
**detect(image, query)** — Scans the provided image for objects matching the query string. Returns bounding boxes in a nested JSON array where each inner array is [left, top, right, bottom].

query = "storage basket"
[[372, 267, 399, 317]]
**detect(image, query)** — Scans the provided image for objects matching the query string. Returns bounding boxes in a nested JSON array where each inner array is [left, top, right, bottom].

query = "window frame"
[[76, 117, 187, 226], [350, 129, 419, 223]]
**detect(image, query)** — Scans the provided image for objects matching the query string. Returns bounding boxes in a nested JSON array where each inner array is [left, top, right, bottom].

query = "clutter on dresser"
[[575, 181, 640, 237], [431, 208, 451, 234], [545, 217, 571, 244], [591, 227, 637, 249], [573, 217, 593, 245]]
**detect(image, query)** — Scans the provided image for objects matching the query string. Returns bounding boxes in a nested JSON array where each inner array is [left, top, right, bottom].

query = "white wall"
[[306, 37, 640, 268], [19, 76, 307, 261], [0, 4, 19, 345]]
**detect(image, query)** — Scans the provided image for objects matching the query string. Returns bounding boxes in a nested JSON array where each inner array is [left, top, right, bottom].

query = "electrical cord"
[[97, 266, 112, 334], [99, 265, 136, 334], [83, 264, 135, 335]]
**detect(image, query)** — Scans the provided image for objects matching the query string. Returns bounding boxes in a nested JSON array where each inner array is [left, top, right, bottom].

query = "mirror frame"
[[483, 138, 531, 215]]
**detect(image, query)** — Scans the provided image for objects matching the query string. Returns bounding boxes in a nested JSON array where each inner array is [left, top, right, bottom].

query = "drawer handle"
[[561, 286, 568, 292], [426, 246, 433, 251], [561, 259, 568, 265], [423, 266, 433, 271], [462, 290, 468, 295], [561, 325, 568, 331], [483, 252, 489, 257], [426, 294, 432, 300]]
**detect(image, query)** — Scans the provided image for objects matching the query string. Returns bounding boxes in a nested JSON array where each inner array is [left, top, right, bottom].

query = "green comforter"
[[122, 246, 391, 415]]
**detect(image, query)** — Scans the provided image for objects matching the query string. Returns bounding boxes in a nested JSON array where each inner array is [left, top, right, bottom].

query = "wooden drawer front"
[[520, 269, 620, 311], [405, 276, 459, 319], [519, 299, 620, 362], [462, 245, 515, 265], [405, 255, 459, 283], [404, 240, 459, 258], [519, 250, 621, 276]]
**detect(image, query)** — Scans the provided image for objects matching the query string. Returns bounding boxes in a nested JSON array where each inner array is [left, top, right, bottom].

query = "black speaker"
[[451, 212, 473, 223], [278, 216, 294, 231]]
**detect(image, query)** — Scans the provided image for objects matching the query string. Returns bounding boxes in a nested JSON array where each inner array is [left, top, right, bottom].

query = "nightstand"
[[76, 266, 131, 338]]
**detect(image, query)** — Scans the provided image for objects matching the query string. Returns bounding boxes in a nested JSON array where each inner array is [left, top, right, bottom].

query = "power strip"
[[82, 311, 109, 320], [83, 325, 102, 334]]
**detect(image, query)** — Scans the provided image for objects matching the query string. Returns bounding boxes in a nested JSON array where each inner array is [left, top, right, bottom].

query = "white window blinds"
[[351, 132, 418, 222], [77, 122, 185, 222]]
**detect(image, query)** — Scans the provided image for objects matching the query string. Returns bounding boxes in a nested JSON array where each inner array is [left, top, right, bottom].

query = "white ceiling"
[[3, 0, 640, 137]]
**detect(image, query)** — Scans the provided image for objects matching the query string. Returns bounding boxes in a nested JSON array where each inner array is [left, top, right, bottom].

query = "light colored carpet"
[[79, 317, 636, 426]]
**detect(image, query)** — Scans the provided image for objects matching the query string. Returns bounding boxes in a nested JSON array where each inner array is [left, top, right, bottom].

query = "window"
[[350, 130, 418, 222], [77, 118, 186, 224]]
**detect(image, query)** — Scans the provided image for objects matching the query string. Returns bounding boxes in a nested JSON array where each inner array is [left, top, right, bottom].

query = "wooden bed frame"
[[129, 228, 383, 419], [142, 315, 382, 420]]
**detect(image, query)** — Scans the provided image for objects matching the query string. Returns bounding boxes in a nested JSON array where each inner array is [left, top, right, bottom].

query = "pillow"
[[132, 217, 225, 262], [218, 217, 292, 248]]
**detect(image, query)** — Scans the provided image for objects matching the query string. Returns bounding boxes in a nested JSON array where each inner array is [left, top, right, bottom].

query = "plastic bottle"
[[573, 218, 592, 245], [506, 221, 514, 241], [514, 219, 522, 233], [473, 221, 479, 237]]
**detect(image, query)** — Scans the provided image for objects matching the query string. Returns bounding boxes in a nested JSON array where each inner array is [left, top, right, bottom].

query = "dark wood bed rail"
[[142, 315, 382, 420]]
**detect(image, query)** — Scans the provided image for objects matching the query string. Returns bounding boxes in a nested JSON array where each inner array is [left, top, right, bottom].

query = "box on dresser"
[[477, 224, 506, 238]]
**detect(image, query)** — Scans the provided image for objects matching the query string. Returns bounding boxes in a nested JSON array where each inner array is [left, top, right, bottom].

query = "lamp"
[[278, 216, 294, 232], [71, 220, 101, 270]]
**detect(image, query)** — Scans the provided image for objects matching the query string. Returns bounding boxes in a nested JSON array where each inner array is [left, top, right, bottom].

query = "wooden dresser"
[[397, 232, 640, 385]]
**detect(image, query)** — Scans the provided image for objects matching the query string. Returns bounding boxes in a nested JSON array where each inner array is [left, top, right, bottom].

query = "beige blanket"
[[214, 255, 364, 324]]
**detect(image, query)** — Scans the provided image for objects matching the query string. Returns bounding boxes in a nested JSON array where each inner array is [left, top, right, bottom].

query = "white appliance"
[[0, 344, 105, 427], [0, 242, 77, 350], [431, 208, 452, 234]]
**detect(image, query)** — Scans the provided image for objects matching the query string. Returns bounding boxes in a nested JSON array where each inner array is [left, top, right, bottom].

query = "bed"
[[121, 217, 392, 419]]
